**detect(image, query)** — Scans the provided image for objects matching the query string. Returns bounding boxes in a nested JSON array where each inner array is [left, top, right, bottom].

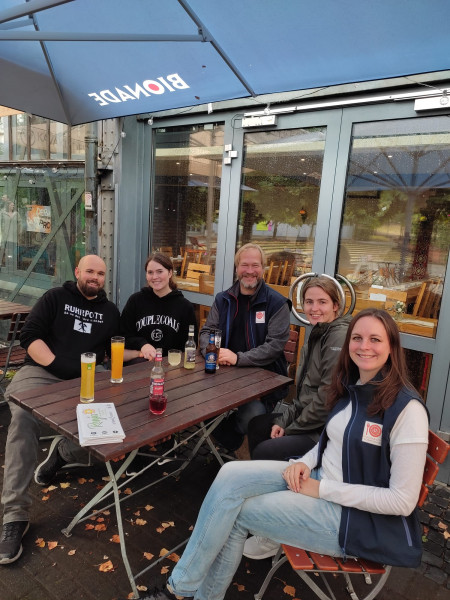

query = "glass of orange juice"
[[110, 336, 125, 383], [80, 352, 96, 402]]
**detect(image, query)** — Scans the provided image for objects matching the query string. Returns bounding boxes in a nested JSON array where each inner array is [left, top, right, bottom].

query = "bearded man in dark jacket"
[[199, 243, 291, 452]]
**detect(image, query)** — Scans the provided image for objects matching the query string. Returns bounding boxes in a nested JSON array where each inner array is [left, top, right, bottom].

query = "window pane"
[[50, 121, 68, 159], [337, 117, 449, 338], [237, 127, 327, 294], [11, 114, 27, 160], [30, 115, 48, 160], [0, 167, 85, 300], [0, 117, 9, 159], [153, 123, 224, 295], [71, 124, 86, 159]]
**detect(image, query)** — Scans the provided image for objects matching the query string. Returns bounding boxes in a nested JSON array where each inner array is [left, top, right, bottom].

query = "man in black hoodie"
[[0, 255, 121, 565]]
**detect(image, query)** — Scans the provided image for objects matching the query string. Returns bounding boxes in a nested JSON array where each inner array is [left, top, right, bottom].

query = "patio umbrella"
[[1, 0, 449, 125]]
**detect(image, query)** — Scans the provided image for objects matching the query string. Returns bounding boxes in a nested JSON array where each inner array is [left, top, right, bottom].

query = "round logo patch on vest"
[[362, 421, 383, 446]]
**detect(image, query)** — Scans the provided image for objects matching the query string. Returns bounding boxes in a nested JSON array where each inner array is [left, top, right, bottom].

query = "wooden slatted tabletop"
[[9, 355, 293, 462]]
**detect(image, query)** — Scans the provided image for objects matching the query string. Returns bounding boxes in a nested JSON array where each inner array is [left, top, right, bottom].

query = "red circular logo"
[[369, 424, 382, 437], [256, 311, 263, 319]]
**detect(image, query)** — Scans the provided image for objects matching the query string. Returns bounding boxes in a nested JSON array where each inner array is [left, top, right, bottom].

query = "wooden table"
[[0, 300, 31, 320], [396, 316, 438, 338], [9, 356, 292, 598], [369, 283, 423, 305]]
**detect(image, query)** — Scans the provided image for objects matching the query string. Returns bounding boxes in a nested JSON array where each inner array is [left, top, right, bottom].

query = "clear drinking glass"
[[168, 349, 182, 366], [214, 329, 222, 370]]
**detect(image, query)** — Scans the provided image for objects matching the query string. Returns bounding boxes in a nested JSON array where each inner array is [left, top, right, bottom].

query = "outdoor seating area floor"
[[0, 407, 448, 600]]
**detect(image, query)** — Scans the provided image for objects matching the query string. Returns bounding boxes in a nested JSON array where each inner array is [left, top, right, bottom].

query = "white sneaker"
[[243, 536, 280, 560]]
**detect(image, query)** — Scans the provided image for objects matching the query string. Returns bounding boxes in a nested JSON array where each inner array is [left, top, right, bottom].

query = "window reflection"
[[237, 127, 326, 297], [338, 117, 449, 338], [30, 116, 48, 160], [0, 117, 9, 159], [0, 167, 85, 289], [153, 123, 224, 295], [11, 114, 27, 160]]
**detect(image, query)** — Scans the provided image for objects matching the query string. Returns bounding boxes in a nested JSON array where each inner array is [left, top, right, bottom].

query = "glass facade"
[[144, 107, 449, 411], [153, 123, 224, 295], [0, 114, 87, 304], [237, 127, 326, 296], [337, 117, 449, 339]]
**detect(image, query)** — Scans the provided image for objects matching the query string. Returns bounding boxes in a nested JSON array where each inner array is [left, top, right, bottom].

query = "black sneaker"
[[34, 436, 66, 486], [138, 584, 181, 599], [0, 521, 30, 564]]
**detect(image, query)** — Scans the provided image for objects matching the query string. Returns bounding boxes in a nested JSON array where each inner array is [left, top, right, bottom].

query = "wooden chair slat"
[[357, 558, 386, 574], [428, 430, 449, 464], [309, 552, 339, 571], [335, 557, 363, 572], [283, 545, 314, 570], [423, 456, 440, 487], [417, 483, 429, 508]]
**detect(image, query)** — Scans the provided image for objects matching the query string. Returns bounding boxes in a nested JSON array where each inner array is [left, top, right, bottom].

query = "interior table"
[[9, 355, 292, 598], [0, 300, 31, 320]]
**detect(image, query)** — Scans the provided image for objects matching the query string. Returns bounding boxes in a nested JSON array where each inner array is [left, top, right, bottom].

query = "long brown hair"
[[327, 308, 417, 415], [144, 252, 177, 290]]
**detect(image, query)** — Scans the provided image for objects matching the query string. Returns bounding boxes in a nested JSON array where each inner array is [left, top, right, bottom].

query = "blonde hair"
[[234, 243, 266, 268]]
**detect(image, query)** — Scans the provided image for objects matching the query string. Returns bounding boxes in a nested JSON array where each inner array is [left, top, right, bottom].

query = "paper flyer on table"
[[77, 403, 125, 446]]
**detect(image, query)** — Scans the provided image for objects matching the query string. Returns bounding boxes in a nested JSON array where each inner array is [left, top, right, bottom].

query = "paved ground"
[[0, 406, 448, 600]]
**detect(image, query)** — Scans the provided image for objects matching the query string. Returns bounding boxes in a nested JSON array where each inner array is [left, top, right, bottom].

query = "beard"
[[239, 274, 261, 290], [77, 280, 101, 298]]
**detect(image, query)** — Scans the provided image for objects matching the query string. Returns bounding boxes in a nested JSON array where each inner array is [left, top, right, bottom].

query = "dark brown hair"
[[144, 252, 177, 290], [327, 308, 417, 415]]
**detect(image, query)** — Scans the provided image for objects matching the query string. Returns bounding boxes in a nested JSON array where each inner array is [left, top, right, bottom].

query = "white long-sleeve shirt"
[[295, 399, 428, 516]]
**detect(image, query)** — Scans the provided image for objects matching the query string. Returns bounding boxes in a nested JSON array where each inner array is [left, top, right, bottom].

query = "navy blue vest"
[[318, 382, 428, 567]]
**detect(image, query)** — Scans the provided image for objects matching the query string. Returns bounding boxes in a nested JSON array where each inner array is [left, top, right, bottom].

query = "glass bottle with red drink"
[[149, 348, 167, 415]]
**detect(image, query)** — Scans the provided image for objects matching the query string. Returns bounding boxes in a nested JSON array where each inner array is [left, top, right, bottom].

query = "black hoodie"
[[120, 286, 198, 355], [20, 281, 120, 380]]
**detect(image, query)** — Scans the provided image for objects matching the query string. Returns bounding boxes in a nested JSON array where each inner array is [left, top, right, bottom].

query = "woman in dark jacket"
[[248, 275, 352, 463]]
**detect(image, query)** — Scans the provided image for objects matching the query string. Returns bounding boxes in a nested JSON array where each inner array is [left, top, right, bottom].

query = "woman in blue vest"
[[145, 309, 429, 600]]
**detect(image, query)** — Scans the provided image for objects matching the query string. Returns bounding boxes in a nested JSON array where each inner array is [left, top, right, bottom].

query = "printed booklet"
[[77, 403, 125, 446]]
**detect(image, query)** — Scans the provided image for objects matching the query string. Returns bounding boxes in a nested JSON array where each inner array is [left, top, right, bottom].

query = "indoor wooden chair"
[[185, 262, 211, 282], [265, 260, 287, 285], [254, 430, 449, 600], [180, 250, 204, 278], [412, 277, 442, 319]]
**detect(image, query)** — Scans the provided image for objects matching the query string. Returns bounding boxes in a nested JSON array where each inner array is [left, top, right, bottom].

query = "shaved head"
[[75, 255, 107, 299]]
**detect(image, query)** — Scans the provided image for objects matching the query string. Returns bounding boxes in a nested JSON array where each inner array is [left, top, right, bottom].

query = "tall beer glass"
[[110, 336, 125, 383], [80, 352, 96, 403]]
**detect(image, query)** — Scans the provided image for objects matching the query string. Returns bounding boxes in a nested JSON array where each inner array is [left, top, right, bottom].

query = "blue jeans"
[[169, 460, 342, 600], [2, 365, 91, 523]]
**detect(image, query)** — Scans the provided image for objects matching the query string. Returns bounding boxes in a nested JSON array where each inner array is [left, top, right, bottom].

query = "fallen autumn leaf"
[[99, 560, 114, 572]]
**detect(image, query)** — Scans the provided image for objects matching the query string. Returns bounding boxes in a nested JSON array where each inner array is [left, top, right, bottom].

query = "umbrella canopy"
[[1, 0, 450, 125]]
